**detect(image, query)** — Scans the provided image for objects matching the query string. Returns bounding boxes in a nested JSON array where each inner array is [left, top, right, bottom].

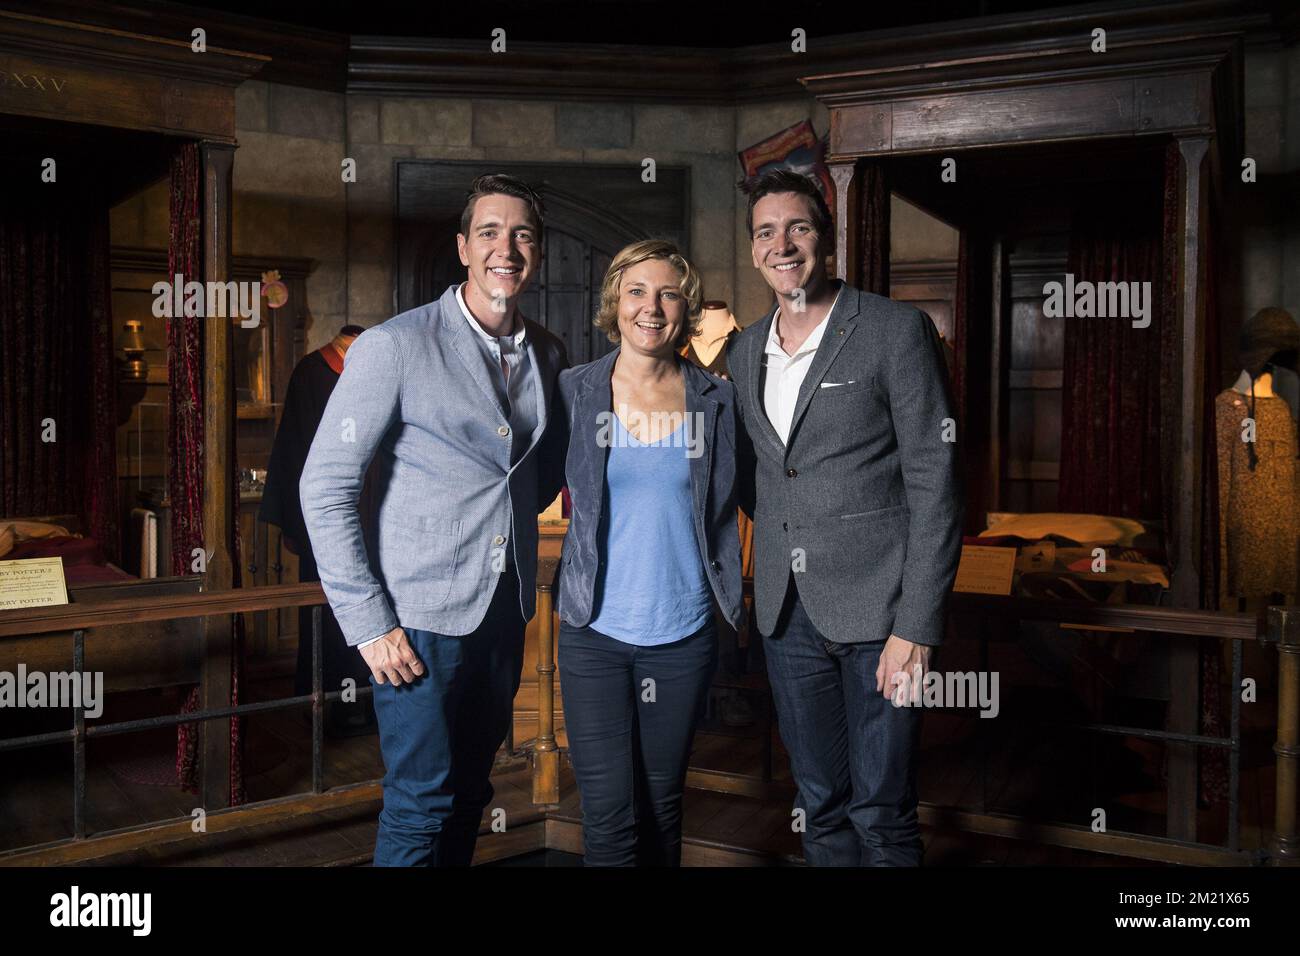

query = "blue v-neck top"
[[587, 414, 713, 645]]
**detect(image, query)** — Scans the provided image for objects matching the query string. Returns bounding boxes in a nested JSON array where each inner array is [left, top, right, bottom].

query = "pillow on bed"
[[5, 520, 74, 542], [5, 535, 105, 567], [982, 512, 1154, 547]]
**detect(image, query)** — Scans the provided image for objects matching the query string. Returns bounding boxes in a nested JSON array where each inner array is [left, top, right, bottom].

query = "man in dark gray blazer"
[[728, 169, 963, 866], [301, 174, 568, 866]]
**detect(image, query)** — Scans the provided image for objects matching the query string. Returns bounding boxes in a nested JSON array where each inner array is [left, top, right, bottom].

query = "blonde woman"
[[555, 239, 744, 866]]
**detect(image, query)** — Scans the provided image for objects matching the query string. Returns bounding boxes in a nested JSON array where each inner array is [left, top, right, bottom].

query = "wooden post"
[[532, 558, 560, 805], [1271, 607, 1300, 863], [1169, 137, 1210, 607], [199, 141, 236, 811], [987, 236, 1007, 516], [1165, 135, 1210, 842], [828, 160, 859, 286]]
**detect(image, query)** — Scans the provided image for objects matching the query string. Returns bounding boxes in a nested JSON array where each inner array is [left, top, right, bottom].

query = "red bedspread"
[[3, 535, 134, 585]]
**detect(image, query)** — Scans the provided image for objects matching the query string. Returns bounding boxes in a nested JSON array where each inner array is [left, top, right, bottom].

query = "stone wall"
[[117, 45, 1293, 357], [341, 95, 745, 336], [233, 81, 349, 354], [1241, 42, 1300, 331]]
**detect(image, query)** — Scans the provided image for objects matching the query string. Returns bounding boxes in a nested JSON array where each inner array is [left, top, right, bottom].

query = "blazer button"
[[498, 425, 510, 437], [782, 521, 788, 532], [786, 468, 797, 478], [710, 559, 721, 570]]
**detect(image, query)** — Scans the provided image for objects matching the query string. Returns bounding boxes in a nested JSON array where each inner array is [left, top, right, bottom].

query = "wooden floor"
[[0, 637, 1284, 865]]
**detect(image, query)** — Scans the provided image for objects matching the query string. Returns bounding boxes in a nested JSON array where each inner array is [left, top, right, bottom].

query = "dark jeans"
[[370, 563, 525, 867], [559, 617, 718, 866], [763, 575, 923, 866]]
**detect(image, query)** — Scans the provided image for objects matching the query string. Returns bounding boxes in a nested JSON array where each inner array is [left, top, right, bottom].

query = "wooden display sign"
[[0, 557, 69, 611], [952, 545, 1017, 596]]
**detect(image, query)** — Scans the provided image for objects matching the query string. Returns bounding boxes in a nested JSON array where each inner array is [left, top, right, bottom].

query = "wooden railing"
[[2, 579, 1296, 865], [523, 586, 1300, 865]]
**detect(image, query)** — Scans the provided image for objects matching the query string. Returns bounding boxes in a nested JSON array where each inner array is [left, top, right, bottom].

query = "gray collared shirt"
[[455, 282, 539, 466]]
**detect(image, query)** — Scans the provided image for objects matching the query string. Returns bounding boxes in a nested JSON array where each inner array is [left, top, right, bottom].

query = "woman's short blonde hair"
[[594, 239, 703, 350]]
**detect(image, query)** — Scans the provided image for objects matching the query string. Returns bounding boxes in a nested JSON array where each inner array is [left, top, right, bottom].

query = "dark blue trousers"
[[370, 564, 525, 867], [763, 576, 924, 866], [558, 618, 717, 866]]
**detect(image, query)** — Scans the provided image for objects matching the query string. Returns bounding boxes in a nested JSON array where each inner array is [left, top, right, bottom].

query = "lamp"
[[116, 318, 149, 424]]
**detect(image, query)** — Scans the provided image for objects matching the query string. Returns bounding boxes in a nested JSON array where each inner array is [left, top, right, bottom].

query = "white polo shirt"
[[761, 288, 841, 445]]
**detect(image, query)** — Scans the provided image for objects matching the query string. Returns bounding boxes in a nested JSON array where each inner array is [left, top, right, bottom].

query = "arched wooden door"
[[397, 161, 690, 364], [414, 192, 652, 364]]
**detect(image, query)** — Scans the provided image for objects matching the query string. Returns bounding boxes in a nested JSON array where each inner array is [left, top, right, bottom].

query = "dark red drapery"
[[0, 195, 118, 555], [1057, 184, 1167, 520], [169, 142, 244, 806], [856, 160, 890, 295], [167, 142, 205, 577]]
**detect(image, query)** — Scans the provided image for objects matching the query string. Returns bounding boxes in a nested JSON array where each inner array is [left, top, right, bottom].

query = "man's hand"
[[359, 627, 425, 686], [875, 634, 931, 705]]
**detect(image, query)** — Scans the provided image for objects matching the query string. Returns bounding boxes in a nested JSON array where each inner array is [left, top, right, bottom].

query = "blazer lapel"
[[785, 285, 860, 446], [441, 285, 510, 423], [577, 349, 618, 506], [518, 318, 552, 461], [684, 362, 718, 542], [745, 305, 786, 460]]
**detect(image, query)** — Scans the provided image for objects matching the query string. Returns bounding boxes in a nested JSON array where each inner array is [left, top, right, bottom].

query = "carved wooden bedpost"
[[828, 159, 859, 286], [200, 140, 237, 810]]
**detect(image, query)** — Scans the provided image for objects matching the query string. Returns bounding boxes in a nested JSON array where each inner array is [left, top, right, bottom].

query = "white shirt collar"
[[455, 282, 527, 347], [764, 285, 842, 359]]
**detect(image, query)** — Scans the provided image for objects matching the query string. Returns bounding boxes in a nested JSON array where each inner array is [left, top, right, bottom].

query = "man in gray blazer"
[[728, 169, 963, 866], [300, 174, 568, 866]]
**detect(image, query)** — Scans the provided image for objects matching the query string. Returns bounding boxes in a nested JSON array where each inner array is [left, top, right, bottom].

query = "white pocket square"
[[820, 380, 856, 389]]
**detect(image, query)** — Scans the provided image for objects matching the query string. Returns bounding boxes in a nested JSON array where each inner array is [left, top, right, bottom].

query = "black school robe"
[[259, 348, 370, 698]]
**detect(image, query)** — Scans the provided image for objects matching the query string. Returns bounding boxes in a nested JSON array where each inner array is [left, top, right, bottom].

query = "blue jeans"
[[370, 564, 525, 867], [763, 576, 924, 866], [558, 617, 718, 866]]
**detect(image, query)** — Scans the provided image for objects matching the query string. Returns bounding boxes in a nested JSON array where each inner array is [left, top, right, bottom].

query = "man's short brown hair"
[[741, 168, 833, 242], [460, 173, 545, 236]]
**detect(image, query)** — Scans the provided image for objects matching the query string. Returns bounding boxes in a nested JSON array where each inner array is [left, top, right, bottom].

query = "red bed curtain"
[[1057, 185, 1167, 522], [0, 194, 118, 557], [856, 160, 890, 296], [170, 142, 245, 806], [1058, 141, 1220, 608], [167, 142, 205, 578], [1057, 141, 1225, 804]]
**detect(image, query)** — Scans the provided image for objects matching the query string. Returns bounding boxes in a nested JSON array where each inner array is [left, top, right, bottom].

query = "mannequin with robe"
[[680, 302, 758, 726], [260, 325, 375, 736], [1215, 308, 1300, 609]]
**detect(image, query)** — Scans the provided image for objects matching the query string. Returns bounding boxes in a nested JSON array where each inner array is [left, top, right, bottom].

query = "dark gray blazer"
[[728, 282, 963, 647], [555, 348, 745, 633]]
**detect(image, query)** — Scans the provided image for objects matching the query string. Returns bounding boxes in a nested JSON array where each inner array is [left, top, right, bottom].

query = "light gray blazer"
[[300, 286, 569, 646], [727, 282, 964, 647]]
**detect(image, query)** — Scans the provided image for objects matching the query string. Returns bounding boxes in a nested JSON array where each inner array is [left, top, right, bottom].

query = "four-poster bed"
[[803, 10, 1247, 840], [0, 10, 266, 807]]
